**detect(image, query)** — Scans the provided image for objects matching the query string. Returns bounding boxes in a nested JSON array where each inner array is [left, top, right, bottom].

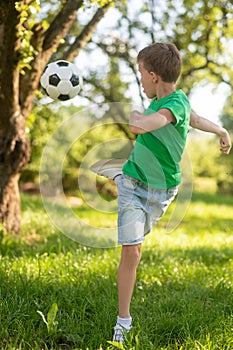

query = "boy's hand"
[[129, 111, 143, 134], [130, 110, 143, 123], [190, 112, 232, 155], [219, 128, 232, 154]]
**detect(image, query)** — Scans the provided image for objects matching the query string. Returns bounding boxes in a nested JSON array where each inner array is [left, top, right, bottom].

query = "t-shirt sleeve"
[[161, 95, 190, 126]]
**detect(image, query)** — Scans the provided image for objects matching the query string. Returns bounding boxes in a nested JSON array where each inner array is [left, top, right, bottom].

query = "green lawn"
[[0, 186, 233, 350]]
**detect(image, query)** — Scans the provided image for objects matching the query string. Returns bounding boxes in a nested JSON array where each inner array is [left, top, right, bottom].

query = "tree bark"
[[0, 0, 110, 234], [0, 1, 29, 234], [0, 109, 30, 234], [63, 4, 110, 61], [0, 174, 21, 234]]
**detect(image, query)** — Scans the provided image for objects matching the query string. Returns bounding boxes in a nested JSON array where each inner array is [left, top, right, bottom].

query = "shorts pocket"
[[121, 176, 137, 190], [166, 187, 178, 201]]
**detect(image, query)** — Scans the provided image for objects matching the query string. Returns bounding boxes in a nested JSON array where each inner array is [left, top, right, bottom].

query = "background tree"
[[2, 0, 232, 234], [221, 94, 233, 131], [89, 0, 233, 98], [217, 94, 233, 194], [0, 0, 114, 234], [74, 0, 233, 195]]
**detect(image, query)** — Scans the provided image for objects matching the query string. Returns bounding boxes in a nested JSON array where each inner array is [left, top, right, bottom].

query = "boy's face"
[[138, 61, 157, 98]]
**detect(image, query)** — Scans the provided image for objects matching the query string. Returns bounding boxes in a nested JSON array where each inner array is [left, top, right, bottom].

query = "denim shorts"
[[115, 174, 178, 245]]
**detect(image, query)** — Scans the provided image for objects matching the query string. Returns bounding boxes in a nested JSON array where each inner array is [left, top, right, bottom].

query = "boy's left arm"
[[190, 111, 232, 154]]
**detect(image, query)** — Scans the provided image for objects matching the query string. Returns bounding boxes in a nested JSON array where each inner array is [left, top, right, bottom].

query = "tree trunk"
[[0, 113, 30, 234], [0, 0, 110, 234], [0, 174, 21, 234], [0, 1, 30, 234]]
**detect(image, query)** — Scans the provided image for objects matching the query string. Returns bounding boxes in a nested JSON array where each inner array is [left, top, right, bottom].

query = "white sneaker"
[[112, 323, 131, 344], [90, 158, 126, 180]]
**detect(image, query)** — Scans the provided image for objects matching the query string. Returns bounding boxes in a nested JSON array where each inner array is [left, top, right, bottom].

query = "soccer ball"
[[40, 60, 83, 101]]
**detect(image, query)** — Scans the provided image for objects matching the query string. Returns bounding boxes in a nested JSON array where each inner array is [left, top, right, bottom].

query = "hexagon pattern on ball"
[[40, 60, 83, 101]]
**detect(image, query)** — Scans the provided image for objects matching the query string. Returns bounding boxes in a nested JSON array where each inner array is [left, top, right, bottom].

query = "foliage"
[[33, 0, 233, 111], [15, 0, 41, 73], [39, 0, 233, 192], [22, 103, 79, 183], [2, 0, 233, 234], [0, 0, 116, 234], [186, 133, 223, 178], [84, 0, 124, 6], [216, 152, 233, 195], [217, 95, 233, 194], [221, 93, 233, 131], [21, 101, 130, 192], [22, 115, 230, 195], [83, 0, 233, 105], [187, 132, 233, 194], [174, 0, 233, 90], [0, 189, 233, 348], [22, 0, 233, 191]]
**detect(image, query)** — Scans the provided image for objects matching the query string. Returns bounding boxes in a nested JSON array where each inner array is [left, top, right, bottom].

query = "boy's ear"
[[150, 71, 158, 83]]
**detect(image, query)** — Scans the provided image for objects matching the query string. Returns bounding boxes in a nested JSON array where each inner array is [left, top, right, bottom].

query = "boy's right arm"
[[190, 112, 232, 154]]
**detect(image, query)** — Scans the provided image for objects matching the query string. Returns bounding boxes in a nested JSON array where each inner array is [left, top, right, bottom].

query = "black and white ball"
[[40, 60, 83, 101]]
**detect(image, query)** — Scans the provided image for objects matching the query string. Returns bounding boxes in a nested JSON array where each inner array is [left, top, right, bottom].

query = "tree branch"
[[0, 0, 21, 129], [63, 3, 110, 62], [95, 39, 146, 107], [182, 61, 210, 78], [208, 67, 233, 88], [42, 0, 83, 53], [148, 0, 156, 43], [19, 0, 84, 116], [83, 76, 135, 140]]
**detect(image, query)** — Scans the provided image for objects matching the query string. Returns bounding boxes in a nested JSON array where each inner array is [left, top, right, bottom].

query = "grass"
[[1, 181, 233, 349]]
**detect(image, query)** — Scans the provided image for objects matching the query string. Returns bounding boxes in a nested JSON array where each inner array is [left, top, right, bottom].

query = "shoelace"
[[113, 324, 131, 343]]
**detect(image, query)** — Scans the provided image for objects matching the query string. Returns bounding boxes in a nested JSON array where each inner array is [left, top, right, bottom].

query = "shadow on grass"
[[2, 189, 233, 256], [173, 215, 233, 236], [191, 191, 233, 206], [0, 228, 79, 258], [142, 245, 233, 272]]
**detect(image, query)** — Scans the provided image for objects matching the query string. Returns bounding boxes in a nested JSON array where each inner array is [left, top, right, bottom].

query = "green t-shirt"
[[123, 89, 191, 189]]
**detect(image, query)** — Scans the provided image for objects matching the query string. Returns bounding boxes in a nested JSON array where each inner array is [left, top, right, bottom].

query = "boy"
[[112, 42, 231, 344]]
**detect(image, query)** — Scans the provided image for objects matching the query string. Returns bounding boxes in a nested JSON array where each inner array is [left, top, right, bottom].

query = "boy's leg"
[[118, 243, 142, 318], [113, 243, 142, 343]]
